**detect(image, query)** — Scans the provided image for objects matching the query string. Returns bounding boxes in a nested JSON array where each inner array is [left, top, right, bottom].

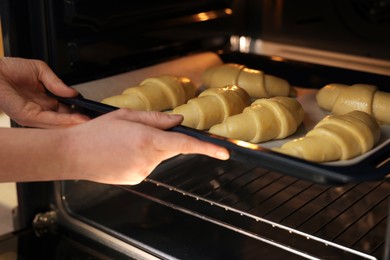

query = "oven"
[[1, 0, 390, 259]]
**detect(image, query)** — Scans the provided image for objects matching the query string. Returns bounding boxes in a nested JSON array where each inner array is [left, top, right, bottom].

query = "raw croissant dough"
[[273, 110, 381, 162], [172, 86, 250, 130], [201, 63, 296, 98], [316, 83, 390, 124], [101, 75, 196, 111], [209, 97, 304, 143]]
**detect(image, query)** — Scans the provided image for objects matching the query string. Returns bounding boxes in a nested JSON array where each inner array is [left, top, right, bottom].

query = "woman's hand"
[[62, 109, 230, 185], [0, 57, 89, 128], [0, 57, 230, 185]]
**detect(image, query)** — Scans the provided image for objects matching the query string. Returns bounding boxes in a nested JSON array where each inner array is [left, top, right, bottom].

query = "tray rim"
[[53, 94, 390, 185], [53, 51, 390, 185]]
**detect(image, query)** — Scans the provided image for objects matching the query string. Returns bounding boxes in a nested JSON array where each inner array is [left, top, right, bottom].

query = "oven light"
[[270, 56, 285, 62], [224, 8, 233, 15], [197, 12, 211, 21], [195, 8, 233, 22], [239, 36, 251, 53]]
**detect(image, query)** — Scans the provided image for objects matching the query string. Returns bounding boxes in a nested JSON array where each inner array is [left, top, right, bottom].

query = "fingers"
[[108, 109, 230, 160], [112, 108, 184, 130], [155, 131, 230, 160], [100, 109, 229, 161]]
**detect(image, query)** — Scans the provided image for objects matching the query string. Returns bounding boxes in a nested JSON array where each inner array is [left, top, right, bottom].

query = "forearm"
[[0, 109, 230, 185], [0, 127, 72, 182]]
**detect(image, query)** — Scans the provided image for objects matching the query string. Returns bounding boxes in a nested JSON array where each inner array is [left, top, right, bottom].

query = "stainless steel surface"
[[230, 37, 390, 76]]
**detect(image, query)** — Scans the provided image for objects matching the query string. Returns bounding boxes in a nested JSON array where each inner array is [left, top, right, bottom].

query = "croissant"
[[101, 75, 196, 111], [201, 63, 296, 98], [209, 97, 304, 143], [273, 110, 381, 162], [172, 85, 250, 130], [316, 83, 390, 124]]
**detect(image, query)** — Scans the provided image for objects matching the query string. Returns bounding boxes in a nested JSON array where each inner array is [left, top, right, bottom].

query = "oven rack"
[[121, 155, 390, 259]]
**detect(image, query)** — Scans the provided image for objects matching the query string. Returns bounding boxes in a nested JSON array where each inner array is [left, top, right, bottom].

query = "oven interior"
[[1, 0, 390, 259], [56, 52, 390, 259]]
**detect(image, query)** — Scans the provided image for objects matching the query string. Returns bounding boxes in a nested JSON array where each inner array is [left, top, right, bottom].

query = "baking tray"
[[54, 52, 390, 185]]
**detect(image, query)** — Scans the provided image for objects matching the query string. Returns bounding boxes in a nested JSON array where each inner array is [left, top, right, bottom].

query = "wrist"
[[55, 127, 81, 181]]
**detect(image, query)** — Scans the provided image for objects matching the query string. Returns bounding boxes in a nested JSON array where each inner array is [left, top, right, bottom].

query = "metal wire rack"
[[120, 155, 390, 259]]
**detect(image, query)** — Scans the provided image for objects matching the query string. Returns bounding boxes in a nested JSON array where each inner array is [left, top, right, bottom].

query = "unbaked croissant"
[[273, 110, 381, 162], [172, 85, 250, 130], [101, 75, 196, 111], [316, 83, 390, 124], [201, 63, 296, 98], [209, 97, 304, 143]]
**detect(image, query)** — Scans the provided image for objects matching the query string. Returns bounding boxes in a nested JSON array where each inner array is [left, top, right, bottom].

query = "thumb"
[[38, 60, 79, 97]]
